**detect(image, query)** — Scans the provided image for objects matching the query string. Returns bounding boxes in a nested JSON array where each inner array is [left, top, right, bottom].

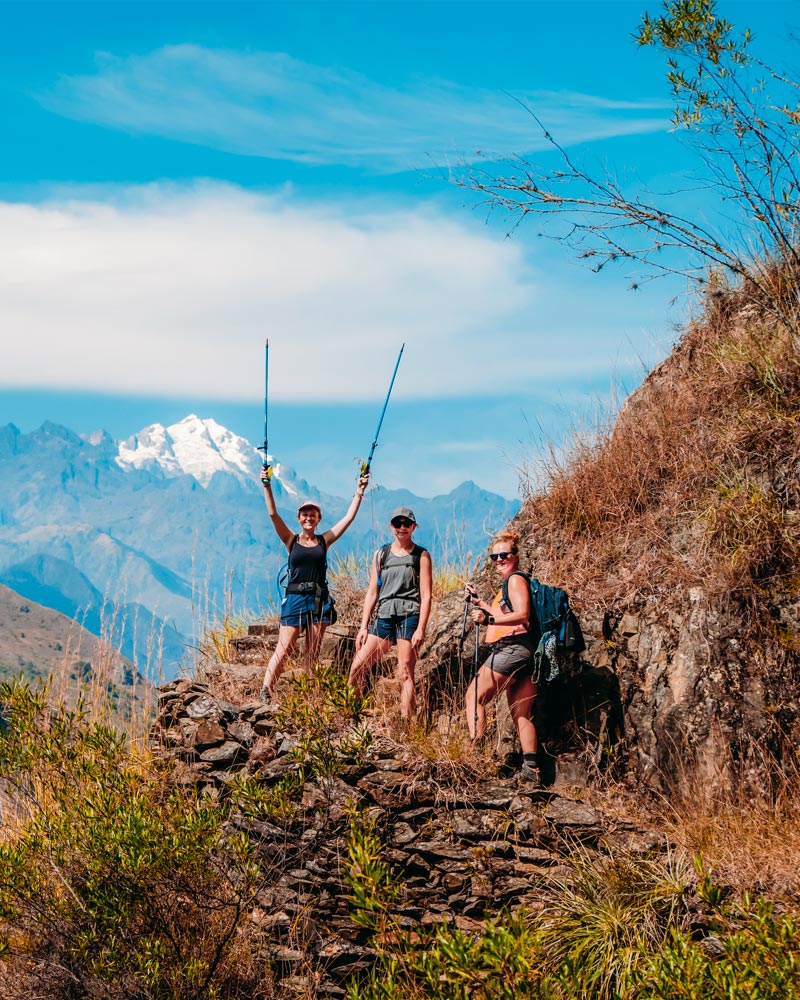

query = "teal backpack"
[[501, 571, 585, 682]]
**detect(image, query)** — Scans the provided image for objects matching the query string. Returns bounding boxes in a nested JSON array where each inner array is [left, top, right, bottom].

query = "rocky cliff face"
[[421, 289, 800, 790]]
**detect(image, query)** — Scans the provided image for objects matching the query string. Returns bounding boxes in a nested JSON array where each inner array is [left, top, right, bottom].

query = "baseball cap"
[[298, 500, 322, 516], [390, 506, 417, 524]]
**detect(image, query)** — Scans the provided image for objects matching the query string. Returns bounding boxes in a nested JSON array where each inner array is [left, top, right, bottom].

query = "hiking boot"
[[519, 763, 542, 787], [259, 688, 280, 713]]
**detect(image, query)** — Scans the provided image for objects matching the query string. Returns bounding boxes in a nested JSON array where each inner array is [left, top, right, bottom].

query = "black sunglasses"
[[392, 517, 414, 528], [489, 551, 515, 562]]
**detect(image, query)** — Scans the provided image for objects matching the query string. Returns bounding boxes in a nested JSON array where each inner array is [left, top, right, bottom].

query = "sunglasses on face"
[[392, 518, 414, 528], [489, 551, 514, 562]]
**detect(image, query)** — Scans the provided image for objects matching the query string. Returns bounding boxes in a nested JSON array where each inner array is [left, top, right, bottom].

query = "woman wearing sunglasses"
[[259, 469, 369, 701], [348, 506, 432, 720], [464, 529, 540, 784]]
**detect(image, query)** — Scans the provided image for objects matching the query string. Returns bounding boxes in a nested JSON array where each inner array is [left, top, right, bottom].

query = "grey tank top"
[[376, 546, 423, 617]]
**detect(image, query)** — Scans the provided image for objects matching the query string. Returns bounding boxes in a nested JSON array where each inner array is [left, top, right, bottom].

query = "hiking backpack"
[[501, 571, 585, 682]]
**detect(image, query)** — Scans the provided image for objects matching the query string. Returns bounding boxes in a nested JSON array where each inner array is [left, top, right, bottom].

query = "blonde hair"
[[490, 529, 519, 553]]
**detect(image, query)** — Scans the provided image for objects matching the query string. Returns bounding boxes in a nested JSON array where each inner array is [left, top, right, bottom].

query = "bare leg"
[[261, 625, 301, 694], [466, 666, 511, 741], [506, 675, 538, 754], [348, 634, 391, 696], [304, 621, 328, 673], [395, 638, 417, 719]]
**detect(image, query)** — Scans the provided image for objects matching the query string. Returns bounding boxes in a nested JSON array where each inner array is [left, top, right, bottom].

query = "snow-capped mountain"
[[116, 414, 298, 494]]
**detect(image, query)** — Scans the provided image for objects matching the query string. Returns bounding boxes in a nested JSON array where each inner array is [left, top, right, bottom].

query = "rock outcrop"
[[420, 294, 800, 790]]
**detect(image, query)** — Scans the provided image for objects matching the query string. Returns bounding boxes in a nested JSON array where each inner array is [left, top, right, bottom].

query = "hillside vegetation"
[[527, 280, 799, 613], [0, 582, 151, 719]]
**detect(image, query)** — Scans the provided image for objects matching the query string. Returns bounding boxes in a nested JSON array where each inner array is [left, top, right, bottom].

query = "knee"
[[396, 662, 414, 683]]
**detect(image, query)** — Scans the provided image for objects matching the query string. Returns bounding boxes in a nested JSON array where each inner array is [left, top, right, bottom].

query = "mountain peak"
[[116, 415, 262, 487]]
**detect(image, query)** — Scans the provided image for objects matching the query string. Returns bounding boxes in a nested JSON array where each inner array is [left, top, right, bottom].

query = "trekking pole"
[[458, 598, 469, 672], [472, 621, 480, 742], [257, 338, 272, 482], [361, 343, 405, 476]]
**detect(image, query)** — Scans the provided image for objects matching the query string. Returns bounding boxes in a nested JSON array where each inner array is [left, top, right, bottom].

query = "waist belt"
[[286, 580, 325, 596], [286, 580, 329, 617]]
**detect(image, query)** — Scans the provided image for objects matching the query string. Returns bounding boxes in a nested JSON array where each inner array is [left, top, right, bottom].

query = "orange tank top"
[[485, 585, 529, 644]]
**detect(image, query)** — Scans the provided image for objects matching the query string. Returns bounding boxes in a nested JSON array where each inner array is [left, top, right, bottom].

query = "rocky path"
[[153, 678, 666, 998]]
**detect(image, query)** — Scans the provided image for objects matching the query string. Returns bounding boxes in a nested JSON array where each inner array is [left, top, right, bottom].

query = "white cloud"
[[39, 45, 669, 171], [0, 183, 633, 403]]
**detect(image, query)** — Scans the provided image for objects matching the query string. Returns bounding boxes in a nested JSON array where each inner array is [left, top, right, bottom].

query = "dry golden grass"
[[516, 277, 800, 631], [657, 756, 800, 898]]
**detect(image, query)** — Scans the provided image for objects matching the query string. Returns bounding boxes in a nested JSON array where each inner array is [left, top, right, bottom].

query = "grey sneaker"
[[519, 763, 542, 787]]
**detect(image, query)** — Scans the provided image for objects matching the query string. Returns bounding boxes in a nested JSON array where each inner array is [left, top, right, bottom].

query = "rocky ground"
[[152, 672, 668, 999]]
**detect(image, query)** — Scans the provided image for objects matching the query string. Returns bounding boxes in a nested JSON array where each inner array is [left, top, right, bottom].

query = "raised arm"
[[322, 471, 370, 546], [260, 474, 295, 548]]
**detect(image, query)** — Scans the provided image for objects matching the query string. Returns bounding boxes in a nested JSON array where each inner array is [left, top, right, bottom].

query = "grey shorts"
[[485, 636, 537, 679]]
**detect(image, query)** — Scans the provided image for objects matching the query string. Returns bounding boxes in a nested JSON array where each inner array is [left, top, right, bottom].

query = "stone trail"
[[153, 677, 667, 998]]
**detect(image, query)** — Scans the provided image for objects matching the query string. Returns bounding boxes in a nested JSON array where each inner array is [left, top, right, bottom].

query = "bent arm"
[[358, 553, 381, 634], [322, 472, 369, 546], [261, 478, 295, 547], [472, 574, 530, 626]]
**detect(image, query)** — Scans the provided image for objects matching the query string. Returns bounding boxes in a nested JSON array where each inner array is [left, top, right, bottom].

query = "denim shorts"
[[370, 613, 420, 644], [280, 592, 336, 628]]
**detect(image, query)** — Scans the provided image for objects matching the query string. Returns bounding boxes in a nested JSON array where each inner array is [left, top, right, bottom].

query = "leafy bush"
[[634, 895, 800, 999], [0, 679, 271, 1000]]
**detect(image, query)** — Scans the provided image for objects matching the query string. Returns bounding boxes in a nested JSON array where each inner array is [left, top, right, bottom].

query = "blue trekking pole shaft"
[[362, 343, 404, 475], [258, 339, 272, 480]]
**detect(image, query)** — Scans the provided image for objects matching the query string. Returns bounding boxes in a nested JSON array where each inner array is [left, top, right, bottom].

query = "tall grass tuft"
[[536, 851, 694, 999]]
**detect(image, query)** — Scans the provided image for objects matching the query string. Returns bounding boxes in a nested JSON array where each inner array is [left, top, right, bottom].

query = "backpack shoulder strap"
[[317, 533, 328, 555], [375, 543, 391, 582], [501, 570, 529, 612], [288, 533, 299, 554]]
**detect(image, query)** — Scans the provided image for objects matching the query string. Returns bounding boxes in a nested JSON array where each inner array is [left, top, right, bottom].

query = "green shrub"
[[0, 679, 272, 1000], [634, 896, 800, 999], [347, 914, 544, 1000]]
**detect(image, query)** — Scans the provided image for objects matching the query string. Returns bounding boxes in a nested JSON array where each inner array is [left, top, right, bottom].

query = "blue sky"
[[1, 0, 796, 498]]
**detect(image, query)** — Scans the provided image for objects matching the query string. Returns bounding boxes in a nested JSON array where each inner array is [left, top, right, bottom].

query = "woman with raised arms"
[[259, 469, 369, 701]]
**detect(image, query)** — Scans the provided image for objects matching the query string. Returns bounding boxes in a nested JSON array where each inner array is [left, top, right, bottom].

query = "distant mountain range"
[[0, 416, 520, 679]]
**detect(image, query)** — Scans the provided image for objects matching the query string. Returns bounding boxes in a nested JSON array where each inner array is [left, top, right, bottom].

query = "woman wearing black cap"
[[259, 470, 369, 700], [347, 507, 432, 719]]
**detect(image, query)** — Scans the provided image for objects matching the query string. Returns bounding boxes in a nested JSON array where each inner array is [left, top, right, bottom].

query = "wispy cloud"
[[39, 45, 669, 172], [0, 182, 633, 403]]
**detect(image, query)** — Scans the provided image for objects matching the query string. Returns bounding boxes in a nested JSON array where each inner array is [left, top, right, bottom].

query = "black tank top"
[[287, 536, 327, 590]]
